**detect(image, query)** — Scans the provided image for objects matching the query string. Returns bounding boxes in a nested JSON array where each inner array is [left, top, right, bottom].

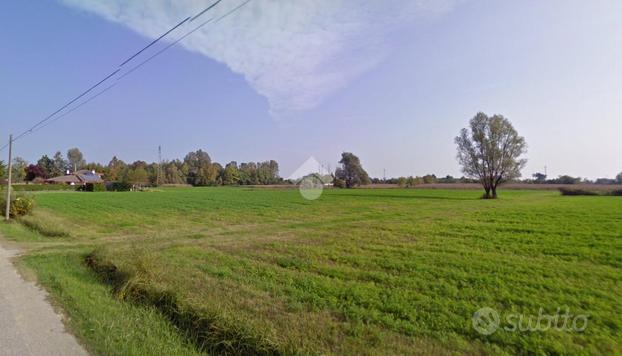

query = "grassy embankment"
[[0, 188, 620, 355]]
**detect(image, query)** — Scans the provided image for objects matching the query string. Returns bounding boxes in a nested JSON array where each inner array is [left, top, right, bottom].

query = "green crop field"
[[1, 188, 621, 355]]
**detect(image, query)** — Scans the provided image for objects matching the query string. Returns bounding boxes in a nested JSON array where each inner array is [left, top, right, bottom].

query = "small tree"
[[617, 172, 622, 185], [37, 155, 55, 178], [455, 112, 527, 199], [52, 151, 68, 177], [222, 162, 240, 185], [163, 161, 186, 184], [11, 157, 29, 183], [107, 156, 127, 181], [25, 164, 47, 182], [532, 172, 547, 183], [422, 174, 437, 184], [67, 148, 86, 172], [335, 152, 370, 188], [125, 167, 149, 186]]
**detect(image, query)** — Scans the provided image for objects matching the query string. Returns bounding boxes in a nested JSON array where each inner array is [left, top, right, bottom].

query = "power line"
[[214, 0, 252, 24], [1, 0, 247, 151], [119, 0, 226, 67], [119, 16, 190, 67], [190, 0, 224, 22], [31, 83, 119, 134], [28, 15, 219, 137], [116, 16, 216, 81], [13, 68, 121, 142], [16, 8, 199, 140]]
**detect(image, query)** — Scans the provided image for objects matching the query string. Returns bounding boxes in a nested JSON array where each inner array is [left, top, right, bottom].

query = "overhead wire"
[[118, 16, 191, 67], [30, 0, 252, 137], [1, 0, 251, 151]]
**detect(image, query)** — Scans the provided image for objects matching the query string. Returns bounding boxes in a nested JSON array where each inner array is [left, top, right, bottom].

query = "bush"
[[85, 183, 106, 192], [558, 188, 599, 196], [333, 178, 346, 189], [9, 184, 78, 192], [106, 182, 133, 192], [560, 187, 622, 196], [0, 194, 35, 217]]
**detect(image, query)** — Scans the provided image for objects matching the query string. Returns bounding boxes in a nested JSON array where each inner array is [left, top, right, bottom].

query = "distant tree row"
[[1, 145, 620, 190], [0, 148, 281, 187], [528, 172, 622, 185], [376, 175, 479, 187], [370, 173, 622, 187]]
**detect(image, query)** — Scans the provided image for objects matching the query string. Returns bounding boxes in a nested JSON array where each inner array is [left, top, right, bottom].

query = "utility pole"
[[157, 145, 162, 186], [5, 135, 13, 221]]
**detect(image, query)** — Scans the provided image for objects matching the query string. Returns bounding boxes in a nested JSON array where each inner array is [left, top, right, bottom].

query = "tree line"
[[529, 173, 622, 185], [1, 134, 619, 192], [0, 148, 281, 187]]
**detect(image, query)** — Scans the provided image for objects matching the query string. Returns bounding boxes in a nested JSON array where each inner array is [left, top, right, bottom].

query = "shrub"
[[332, 178, 346, 189], [0, 194, 35, 217], [9, 184, 78, 192], [12, 196, 35, 217], [611, 189, 622, 196], [106, 182, 133, 192], [85, 183, 106, 192], [559, 188, 599, 196]]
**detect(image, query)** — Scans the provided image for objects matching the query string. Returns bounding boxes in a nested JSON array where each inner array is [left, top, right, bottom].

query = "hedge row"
[[7, 184, 79, 192], [2, 183, 134, 192], [559, 187, 622, 196]]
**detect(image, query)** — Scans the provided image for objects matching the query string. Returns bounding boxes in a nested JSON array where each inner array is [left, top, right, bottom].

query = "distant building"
[[46, 170, 104, 186]]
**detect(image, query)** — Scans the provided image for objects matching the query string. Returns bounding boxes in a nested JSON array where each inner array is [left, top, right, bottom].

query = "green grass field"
[[1, 188, 621, 355]]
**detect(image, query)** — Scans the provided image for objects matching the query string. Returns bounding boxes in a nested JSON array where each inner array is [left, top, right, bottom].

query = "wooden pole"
[[157, 145, 162, 186], [5, 135, 13, 221]]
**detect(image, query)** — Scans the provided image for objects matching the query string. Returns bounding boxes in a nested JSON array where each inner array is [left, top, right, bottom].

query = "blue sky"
[[1, 0, 621, 179]]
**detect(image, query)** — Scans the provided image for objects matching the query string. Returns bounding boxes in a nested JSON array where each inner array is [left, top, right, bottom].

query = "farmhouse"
[[46, 170, 104, 186]]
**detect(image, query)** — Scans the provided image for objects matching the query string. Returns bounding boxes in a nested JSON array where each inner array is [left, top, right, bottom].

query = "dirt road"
[[0, 245, 87, 355]]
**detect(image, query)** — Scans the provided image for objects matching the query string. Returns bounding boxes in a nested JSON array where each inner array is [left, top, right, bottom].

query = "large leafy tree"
[[222, 161, 240, 185], [107, 156, 127, 181], [0, 160, 5, 179], [183, 150, 212, 186], [52, 151, 68, 177], [26, 164, 47, 181], [123, 167, 149, 185], [67, 148, 86, 172], [11, 157, 28, 183], [163, 160, 186, 184], [203, 163, 223, 186], [37, 155, 55, 178], [617, 172, 622, 185], [455, 112, 527, 199], [335, 152, 370, 188]]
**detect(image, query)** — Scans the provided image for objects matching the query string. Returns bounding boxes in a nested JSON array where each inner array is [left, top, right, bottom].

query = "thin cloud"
[[60, 0, 457, 117]]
